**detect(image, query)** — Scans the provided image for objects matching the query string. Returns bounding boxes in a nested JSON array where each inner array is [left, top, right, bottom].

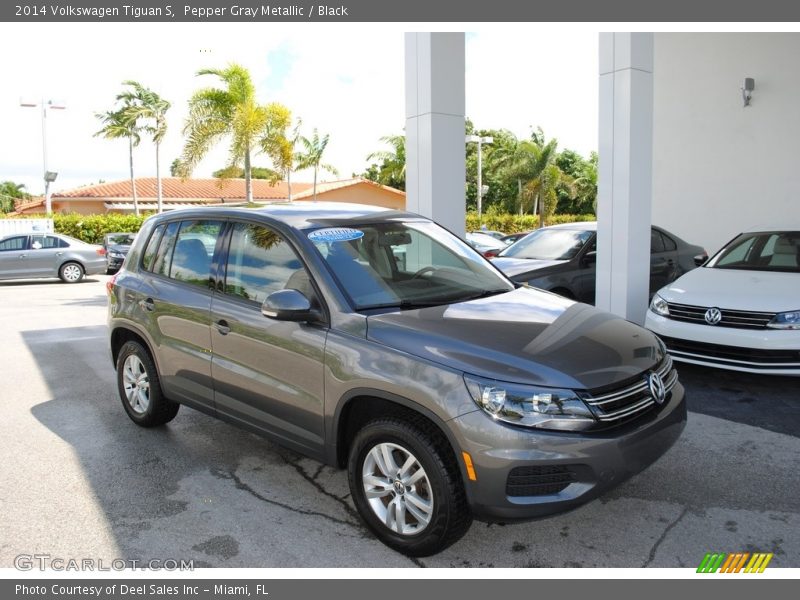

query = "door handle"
[[139, 298, 155, 312], [667, 259, 674, 266], [55, 252, 64, 257], [215, 320, 231, 335], [18, 254, 26, 259]]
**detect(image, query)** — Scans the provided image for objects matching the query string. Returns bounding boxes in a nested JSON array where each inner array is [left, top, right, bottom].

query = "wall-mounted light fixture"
[[742, 78, 755, 107]]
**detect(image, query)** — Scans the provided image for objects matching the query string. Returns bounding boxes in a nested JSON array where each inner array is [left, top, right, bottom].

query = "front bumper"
[[106, 256, 125, 271], [645, 312, 800, 375], [451, 382, 686, 522]]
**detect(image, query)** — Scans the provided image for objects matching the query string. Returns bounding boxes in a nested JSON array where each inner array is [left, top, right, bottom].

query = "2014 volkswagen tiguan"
[[107, 203, 686, 556]]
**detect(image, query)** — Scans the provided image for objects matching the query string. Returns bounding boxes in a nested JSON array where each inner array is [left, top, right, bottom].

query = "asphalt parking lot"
[[1, 275, 798, 568]]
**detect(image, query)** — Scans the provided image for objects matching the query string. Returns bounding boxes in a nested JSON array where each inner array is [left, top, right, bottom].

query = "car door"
[[649, 228, 678, 295], [137, 219, 224, 413], [574, 236, 598, 303], [0, 235, 31, 279], [26, 235, 65, 277], [210, 221, 328, 458]]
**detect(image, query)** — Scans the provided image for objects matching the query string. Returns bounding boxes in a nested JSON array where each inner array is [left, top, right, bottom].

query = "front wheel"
[[59, 262, 84, 283], [348, 417, 472, 556]]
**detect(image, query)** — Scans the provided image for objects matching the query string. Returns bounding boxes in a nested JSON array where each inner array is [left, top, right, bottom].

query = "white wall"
[[653, 33, 800, 254]]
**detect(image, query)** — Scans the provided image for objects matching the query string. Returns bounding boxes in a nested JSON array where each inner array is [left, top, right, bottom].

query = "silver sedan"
[[0, 232, 107, 283]]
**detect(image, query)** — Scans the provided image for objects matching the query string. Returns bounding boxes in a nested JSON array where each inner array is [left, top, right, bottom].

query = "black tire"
[[58, 261, 84, 283], [348, 416, 472, 556], [116, 340, 179, 427]]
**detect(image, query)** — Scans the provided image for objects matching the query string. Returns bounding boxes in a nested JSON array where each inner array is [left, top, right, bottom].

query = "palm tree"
[[95, 100, 142, 216], [295, 128, 339, 201], [0, 181, 30, 213], [514, 137, 559, 221], [366, 134, 406, 190], [260, 113, 297, 200], [121, 81, 170, 213], [180, 63, 289, 204]]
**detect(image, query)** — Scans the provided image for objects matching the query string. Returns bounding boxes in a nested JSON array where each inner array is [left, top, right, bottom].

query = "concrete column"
[[404, 32, 466, 237], [596, 32, 654, 324]]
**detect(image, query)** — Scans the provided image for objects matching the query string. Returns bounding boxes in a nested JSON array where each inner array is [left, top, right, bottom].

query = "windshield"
[[708, 231, 800, 273], [499, 227, 593, 260], [106, 233, 136, 245], [308, 221, 514, 310]]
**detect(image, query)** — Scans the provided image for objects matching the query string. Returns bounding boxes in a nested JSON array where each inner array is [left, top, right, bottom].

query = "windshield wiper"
[[448, 289, 511, 303], [358, 299, 449, 311]]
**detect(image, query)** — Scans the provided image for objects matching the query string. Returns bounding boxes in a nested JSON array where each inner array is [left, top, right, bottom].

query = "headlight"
[[649, 293, 670, 317], [767, 310, 800, 330], [464, 376, 596, 431], [109, 251, 125, 259]]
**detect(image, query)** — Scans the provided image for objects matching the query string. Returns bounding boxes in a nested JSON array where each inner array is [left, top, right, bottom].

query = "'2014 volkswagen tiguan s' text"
[[107, 203, 686, 556]]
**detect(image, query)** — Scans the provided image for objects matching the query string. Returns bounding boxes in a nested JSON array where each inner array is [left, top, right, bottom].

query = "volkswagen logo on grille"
[[704, 307, 722, 325], [647, 372, 666, 405]]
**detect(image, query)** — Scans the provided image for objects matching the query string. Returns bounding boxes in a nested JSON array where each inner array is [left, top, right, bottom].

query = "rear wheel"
[[59, 262, 84, 283], [116, 340, 179, 427], [348, 417, 472, 556]]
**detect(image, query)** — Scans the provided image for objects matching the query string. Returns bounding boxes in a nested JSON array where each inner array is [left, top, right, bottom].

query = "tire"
[[59, 261, 84, 283], [116, 340, 179, 427], [348, 417, 472, 556]]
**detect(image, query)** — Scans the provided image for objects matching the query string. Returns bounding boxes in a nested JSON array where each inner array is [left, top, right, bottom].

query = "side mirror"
[[262, 289, 317, 322], [693, 253, 708, 267], [581, 250, 597, 266]]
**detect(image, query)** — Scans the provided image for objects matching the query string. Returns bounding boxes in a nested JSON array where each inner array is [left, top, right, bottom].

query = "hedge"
[[466, 213, 595, 234], [4, 211, 596, 243]]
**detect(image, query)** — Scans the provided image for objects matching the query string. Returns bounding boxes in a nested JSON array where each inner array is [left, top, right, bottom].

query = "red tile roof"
[[292, 178, 406, 199], [53, 177, 314, 200]]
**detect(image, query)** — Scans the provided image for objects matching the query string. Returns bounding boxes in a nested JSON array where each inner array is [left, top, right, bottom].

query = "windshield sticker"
[[308, 228, 364, 243]]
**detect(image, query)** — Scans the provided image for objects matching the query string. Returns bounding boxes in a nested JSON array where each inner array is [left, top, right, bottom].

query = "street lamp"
[[466, 134, 493, 220], [20, 98, 66, 215]]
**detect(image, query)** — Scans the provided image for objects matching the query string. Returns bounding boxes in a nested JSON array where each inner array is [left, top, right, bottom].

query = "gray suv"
[[108, 203, 686, 556]]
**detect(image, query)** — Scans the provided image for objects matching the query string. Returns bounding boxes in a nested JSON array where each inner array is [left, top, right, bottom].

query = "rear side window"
[[660, 232, 677, 251], [0, 236, 28, 251], [141, 224, 166, 272], [650, 229, 665, 253], [169, 221, 223, 287], [152, 222, 180, 276]]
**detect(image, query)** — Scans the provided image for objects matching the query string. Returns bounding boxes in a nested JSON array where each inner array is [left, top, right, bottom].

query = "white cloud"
[[0, 24, 596, 197]]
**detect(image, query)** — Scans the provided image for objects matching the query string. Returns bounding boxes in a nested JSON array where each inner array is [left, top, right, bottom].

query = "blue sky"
[[0, 24, 598, 196]]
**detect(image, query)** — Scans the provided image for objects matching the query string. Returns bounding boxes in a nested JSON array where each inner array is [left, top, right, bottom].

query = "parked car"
[[646, 225, 800, 375], [108, 203, 686, 556], [472, 229, 506, 240], [0, 232, 107, 283], [492, 221, 707, 303], [465, 231, 508, 257], [103, 232, 136, 273], [500, 231, 531, 245]]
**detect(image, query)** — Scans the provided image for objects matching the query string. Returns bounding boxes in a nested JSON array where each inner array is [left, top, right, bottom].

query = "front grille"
[[666, 302, 776, 329], [661, 336, 800, 367], [506, 465, 575, 497], [583, 355, 678, 424]]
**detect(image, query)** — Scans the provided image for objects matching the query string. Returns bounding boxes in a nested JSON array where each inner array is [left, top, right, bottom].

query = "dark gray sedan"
[[492, 221, 707, 304], [0, 232, 107, 283]]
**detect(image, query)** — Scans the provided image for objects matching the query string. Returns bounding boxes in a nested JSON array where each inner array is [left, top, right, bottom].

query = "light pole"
[[20, 98, 66, 215], [466, 134, 493, 220]]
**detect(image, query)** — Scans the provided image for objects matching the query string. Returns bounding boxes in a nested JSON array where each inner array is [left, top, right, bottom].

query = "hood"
[[491, 257, 566, 279], [367, 287, 663, 391], [657, 267, 800, 312]]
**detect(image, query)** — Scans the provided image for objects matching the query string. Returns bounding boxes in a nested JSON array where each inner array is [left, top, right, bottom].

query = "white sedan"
[[645, 225, 800, 375]]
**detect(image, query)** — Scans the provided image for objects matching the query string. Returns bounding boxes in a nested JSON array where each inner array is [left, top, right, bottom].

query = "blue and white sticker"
[[308, 227, 364, 243]]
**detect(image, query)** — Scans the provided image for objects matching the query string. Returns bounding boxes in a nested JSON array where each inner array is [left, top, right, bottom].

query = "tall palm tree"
[[366, 134, 406, 190], [295, 129, 339, 201], [121, 81, 170, 213], [95, 101, 142, 216], [180, 63, 289, 204], [513, 137, 559, 221], [260, 112, 297, 200]]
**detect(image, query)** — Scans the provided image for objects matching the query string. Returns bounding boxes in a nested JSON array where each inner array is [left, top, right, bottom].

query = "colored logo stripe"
[[697, 552, 773, 573]]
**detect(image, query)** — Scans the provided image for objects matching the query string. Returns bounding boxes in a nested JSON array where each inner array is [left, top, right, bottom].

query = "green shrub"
[[466, 213, 595, 234], [5, 211, 596, 243], [1, 212, 148, 243]]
